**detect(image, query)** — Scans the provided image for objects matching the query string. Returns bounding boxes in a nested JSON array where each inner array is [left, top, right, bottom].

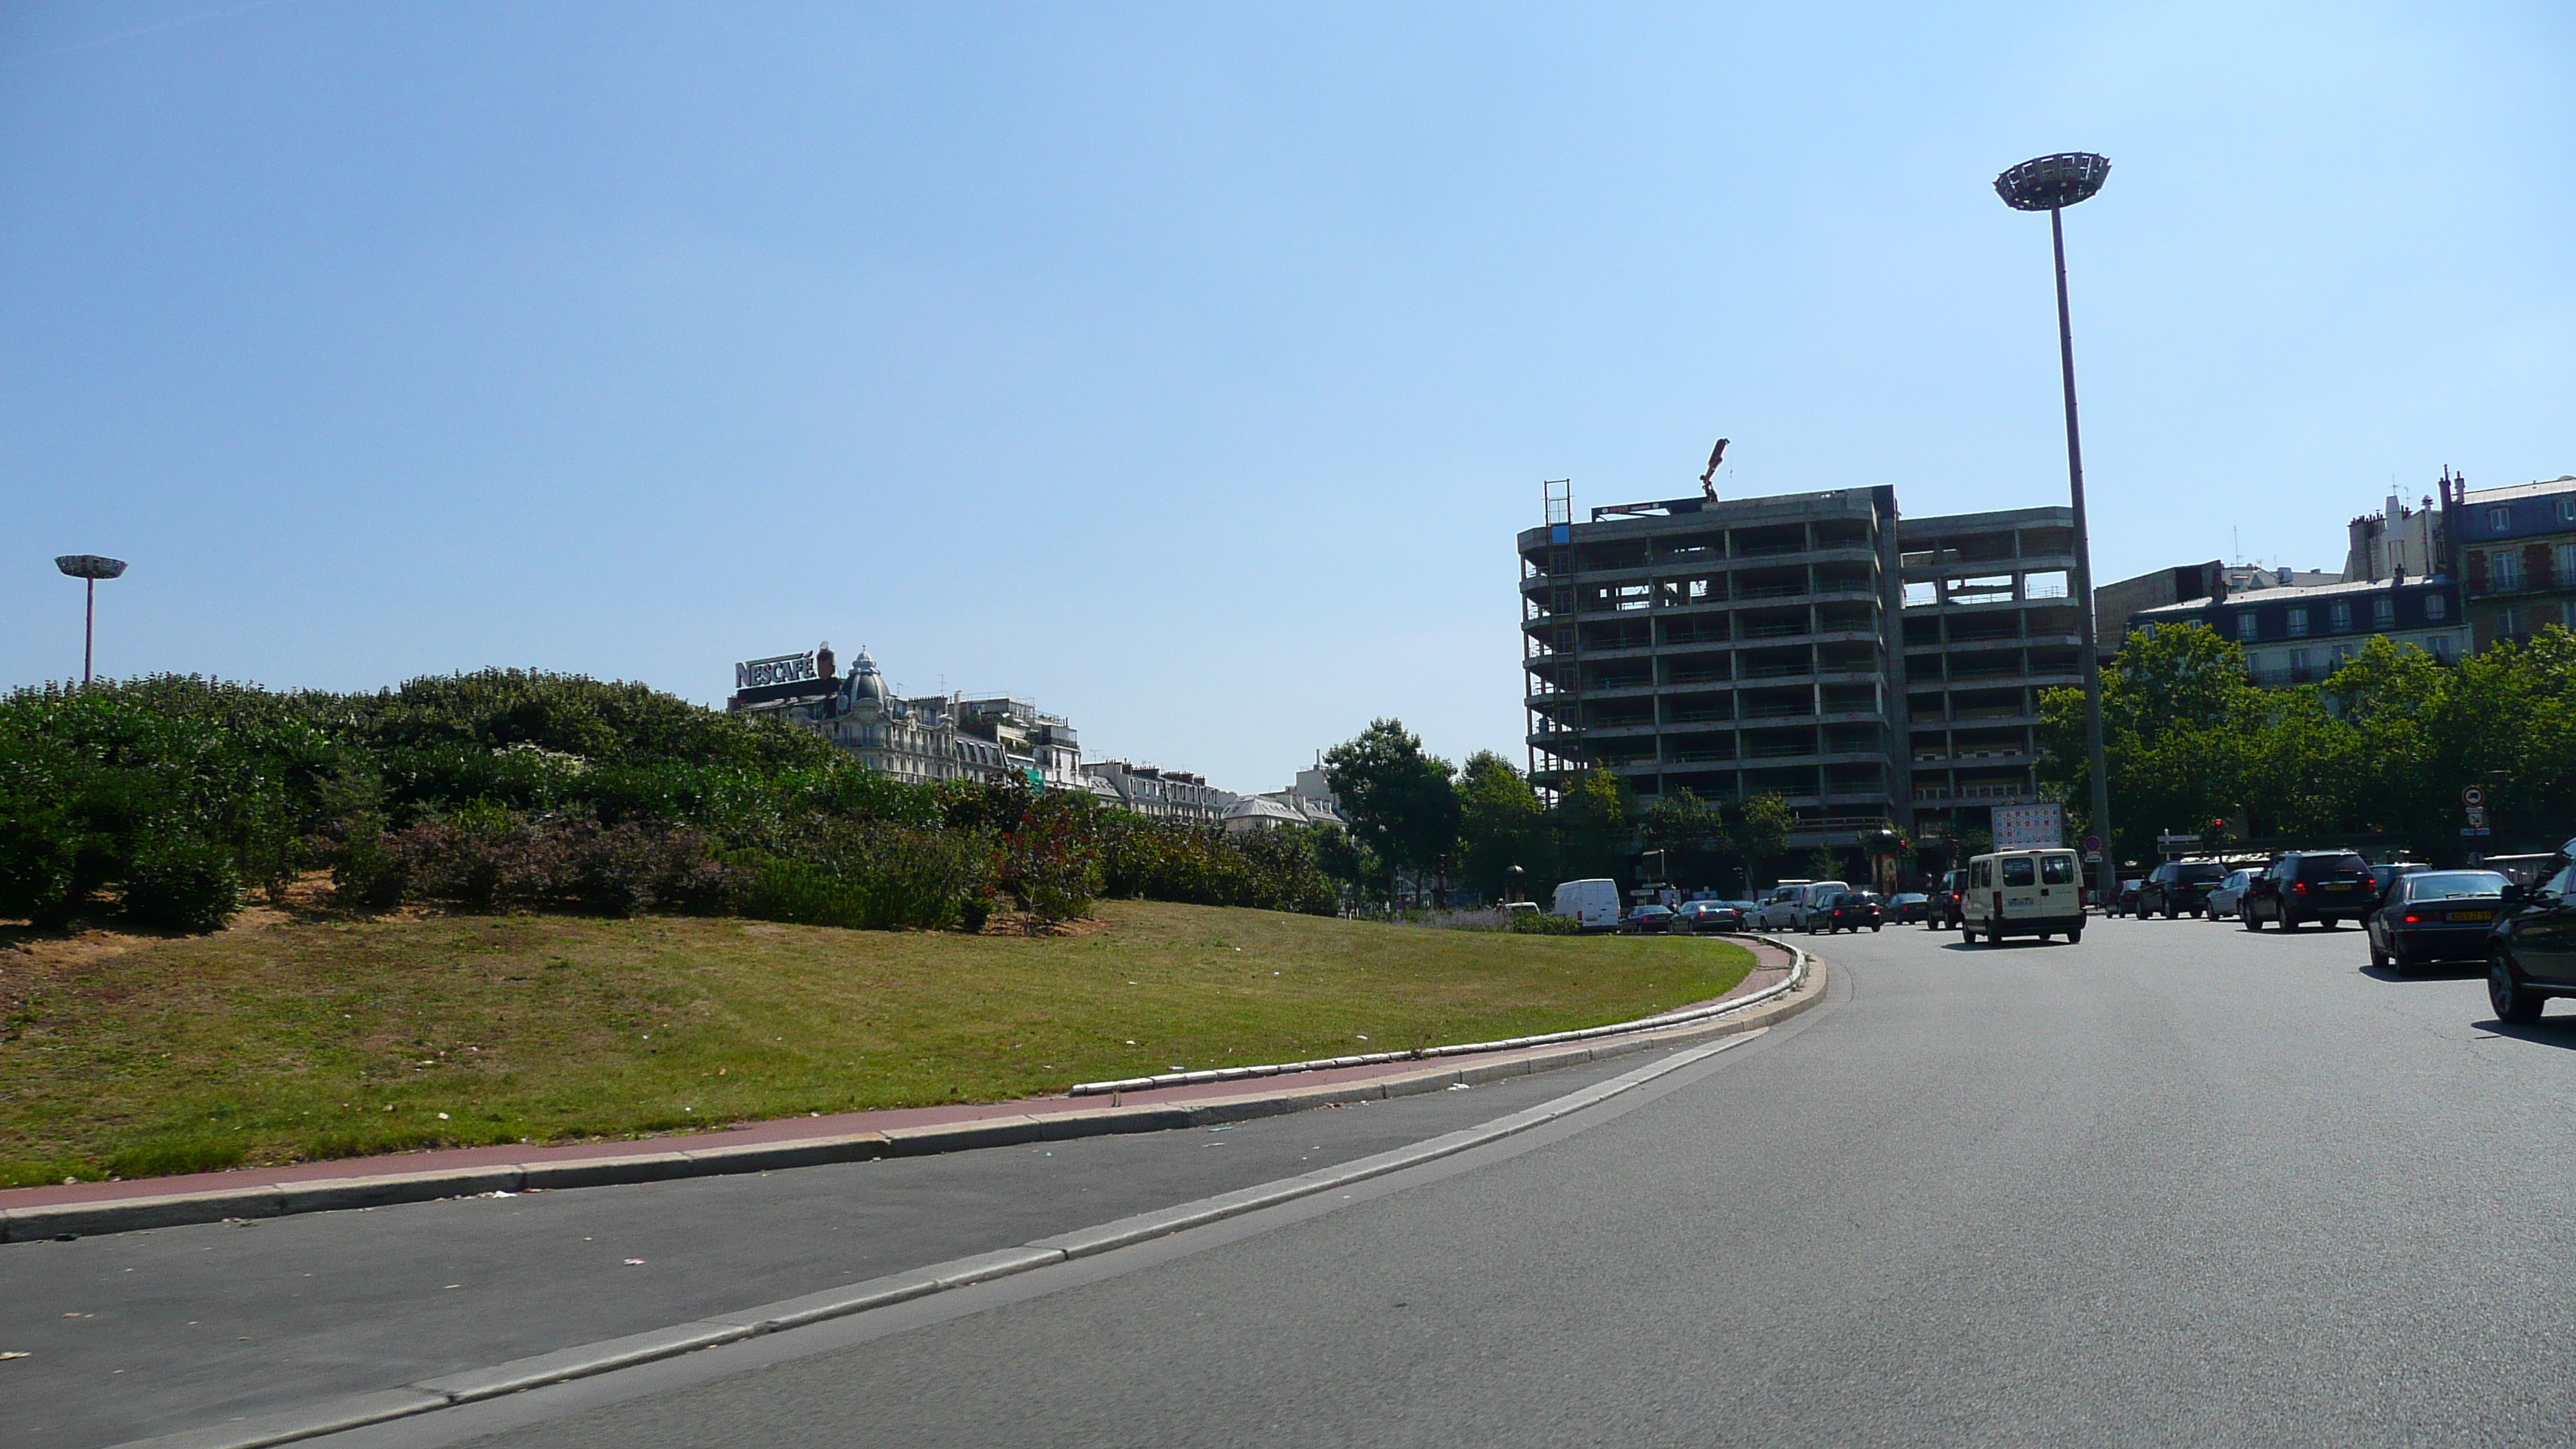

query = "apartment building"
[[2454, 474, 2576, 647]]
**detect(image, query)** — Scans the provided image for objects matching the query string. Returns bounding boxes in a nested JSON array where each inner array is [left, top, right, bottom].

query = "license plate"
[[2448, 910, 2493, 922], [2324, 882, 2353, 892]]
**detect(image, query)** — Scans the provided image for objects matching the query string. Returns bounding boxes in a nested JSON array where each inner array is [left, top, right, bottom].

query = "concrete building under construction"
[[1519, 482, 2078, 851]]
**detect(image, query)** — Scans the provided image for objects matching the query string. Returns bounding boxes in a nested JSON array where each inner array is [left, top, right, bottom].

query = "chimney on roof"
[[2393, 565, 2406, 587]]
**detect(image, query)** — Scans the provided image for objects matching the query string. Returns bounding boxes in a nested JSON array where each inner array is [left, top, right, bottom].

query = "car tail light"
[[2402, 914, 2421, 923], [2292, 882, 2307, 892]]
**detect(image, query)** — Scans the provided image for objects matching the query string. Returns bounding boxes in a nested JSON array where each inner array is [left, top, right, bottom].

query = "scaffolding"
[[1526, 479, 1585, 799]]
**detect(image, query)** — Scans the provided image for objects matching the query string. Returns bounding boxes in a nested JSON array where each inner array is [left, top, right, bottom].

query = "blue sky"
[[4, 2, 2568, 790]]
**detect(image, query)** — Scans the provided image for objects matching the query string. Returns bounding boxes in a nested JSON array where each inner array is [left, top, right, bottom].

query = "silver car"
[[2204, 868, 2257, 920]]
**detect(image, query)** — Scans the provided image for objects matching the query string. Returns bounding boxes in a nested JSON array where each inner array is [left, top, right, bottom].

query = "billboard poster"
[[735, 652, 820, 690], [1992, 803, 2064, 851]]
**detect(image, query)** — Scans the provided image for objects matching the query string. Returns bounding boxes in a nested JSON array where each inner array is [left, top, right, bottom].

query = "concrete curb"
[[13, 938, 1816, 1248], [1067, 931, 1807, 1095], [111, 965, 1814, 1449]]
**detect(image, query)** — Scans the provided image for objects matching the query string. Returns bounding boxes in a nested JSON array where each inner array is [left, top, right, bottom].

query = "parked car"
[[2204, 868, 2259, 920], [1673, 899, 1743, 933], [2112, 878, 2145, 916], [1961, 849, 2086, 945], [2139, 860, 2228, 919], [1756, 881, 1849, 932], [1887, 892, 1931, 924], [2487, 843, 2576, 1022], [2368, 869, 2511, 971], [1929, 869, 1966, 929], [2240, 850, 2377, 930], [1619, 903, 1676, 934]]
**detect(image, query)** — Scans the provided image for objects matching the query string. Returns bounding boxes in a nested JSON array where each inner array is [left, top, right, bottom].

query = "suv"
[[2139, 860, 2227, 919], [1929, 869, 1966, 930], [1812, 890, 1884, 933], [1757, 881, 1849, 932], [2240, 851, 2377, 930]]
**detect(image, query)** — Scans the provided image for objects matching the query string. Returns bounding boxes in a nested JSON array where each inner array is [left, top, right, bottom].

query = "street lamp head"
[[1994, 152, 2110, 211], [55, 554, 127, 581]]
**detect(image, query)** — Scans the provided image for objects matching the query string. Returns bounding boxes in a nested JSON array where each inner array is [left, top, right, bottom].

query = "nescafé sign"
[[735, 652, 820, 690]]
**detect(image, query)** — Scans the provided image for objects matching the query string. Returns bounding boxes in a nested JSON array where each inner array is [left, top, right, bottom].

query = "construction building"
[[1517, 483, 2086, 851]]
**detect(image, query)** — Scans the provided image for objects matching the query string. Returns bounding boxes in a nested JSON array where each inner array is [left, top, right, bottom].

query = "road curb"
[[109, 966, 1814, 1449], [13, 937, 1817, 1248]]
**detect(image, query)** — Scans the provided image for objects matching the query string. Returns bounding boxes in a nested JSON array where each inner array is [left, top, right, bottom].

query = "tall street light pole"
[[1994, 152, 2116, 910], [54, 554, 128, 686]]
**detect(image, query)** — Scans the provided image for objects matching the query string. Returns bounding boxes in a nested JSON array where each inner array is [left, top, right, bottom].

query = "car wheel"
[[2067, 928, 2083, 944], [1872, 923, 1882, 932], [2491, 952, 2544, 1025], [2369, 937, 2389, 968], [2164, 904, 2178, 920], [2242, 906, 2260, 931]]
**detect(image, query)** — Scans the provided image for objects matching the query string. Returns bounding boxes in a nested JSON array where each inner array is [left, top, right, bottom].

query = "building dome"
[[844, 648, 889, 705]]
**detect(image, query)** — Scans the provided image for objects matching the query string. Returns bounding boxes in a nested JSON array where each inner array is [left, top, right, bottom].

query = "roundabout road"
[[313, 913, 2576, 1449]]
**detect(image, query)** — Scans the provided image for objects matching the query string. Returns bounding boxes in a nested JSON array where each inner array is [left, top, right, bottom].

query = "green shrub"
[[331, 812, 407, 910], [0, 803, 81, 927], [1508, 909, 1581, 935], [734, 825, 991, 931], [122, 836, 242, 933], [567, 820, 733, 916]]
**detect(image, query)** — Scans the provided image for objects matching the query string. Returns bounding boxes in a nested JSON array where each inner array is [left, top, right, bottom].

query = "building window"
[[2372, 596, 2395, 629], [2426, 592, 2448, 620], [2329, 601, 2352, 632], [2489, 505, 2513, 532], [2289, 648, 2310, 673], [2499, 607, 2524, 637], [2492, 550, 2523, 589], [2558, 543, 2576, 581], [2287, 608, 2310, 637], [2235, 612, 2258, 642], [2560, 497, 2576, 523], [2432, 635, 2452, 661]]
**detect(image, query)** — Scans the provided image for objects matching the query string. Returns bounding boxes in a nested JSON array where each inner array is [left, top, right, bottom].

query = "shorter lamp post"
[[54, 554, 128, 687]]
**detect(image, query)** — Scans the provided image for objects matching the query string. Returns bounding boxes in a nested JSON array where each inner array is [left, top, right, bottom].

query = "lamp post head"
[[55, 554, 127, 581], [1995, 152, 2110, 211]]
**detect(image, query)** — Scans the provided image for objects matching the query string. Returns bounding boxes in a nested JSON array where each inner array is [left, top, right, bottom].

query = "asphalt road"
[[2, 1041, 1666, 1448], [26, 913, 2576, 1447]]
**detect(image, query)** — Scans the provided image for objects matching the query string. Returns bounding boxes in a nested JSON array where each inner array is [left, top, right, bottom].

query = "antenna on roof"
[[1699, 438, 1729, 501]]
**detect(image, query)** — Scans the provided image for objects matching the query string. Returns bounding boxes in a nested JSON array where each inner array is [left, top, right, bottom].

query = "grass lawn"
[[0, 900, 1754, 1187]]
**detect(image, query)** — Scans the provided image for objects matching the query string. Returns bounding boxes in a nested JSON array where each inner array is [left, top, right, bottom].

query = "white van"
[[1756, 880, 1848, 932], [1960, 849, 2084, 945], [1550, 878, 1622, 932]]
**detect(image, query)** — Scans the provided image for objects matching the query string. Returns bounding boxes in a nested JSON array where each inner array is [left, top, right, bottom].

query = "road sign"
[[2465, 806, 2489, 828], [2461, 827, 2492, 838], [2084, 851, 2104, 864], [2082, 834, 2104, 852], [2462, 785, 2487, 807]]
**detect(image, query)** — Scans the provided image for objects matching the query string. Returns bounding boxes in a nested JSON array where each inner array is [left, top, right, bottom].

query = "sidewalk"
[[1, 940, 1804, 1240]]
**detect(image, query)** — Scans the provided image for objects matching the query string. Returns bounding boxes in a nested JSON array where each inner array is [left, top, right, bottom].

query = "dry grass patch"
[[0, 900, 1752, 1186]]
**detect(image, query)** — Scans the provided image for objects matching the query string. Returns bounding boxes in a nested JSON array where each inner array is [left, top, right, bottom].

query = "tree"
[[1550, 766, 1631, 887], [1639, 787, 1728, 888], [1322, 720, 1461, 899], [1456, 751, 1547, 899], [1728, 792, 1794, 891]]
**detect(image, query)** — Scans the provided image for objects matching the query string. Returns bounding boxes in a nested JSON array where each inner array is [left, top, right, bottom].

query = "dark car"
[[2487, 844, 2576, 1022], [2369, 869, 2511, 971], [1810, 889, 1884, 933], [1673, 899, 1743, 933], [1929, 870, 1966, 929], [2240, 850, 2377, 930], [2138, 860, 2227, 919], [2113, 879, 2145, 917], [1888, 892, 1931, 923], [1619, 903, 1675, 934]]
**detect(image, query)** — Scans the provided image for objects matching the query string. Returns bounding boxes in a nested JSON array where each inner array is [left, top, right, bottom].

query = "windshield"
[[2403, 872, 2508, 900]]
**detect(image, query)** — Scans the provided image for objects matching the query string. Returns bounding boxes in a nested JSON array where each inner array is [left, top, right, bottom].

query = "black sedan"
[[1887, 892, 1931, 924], [1673, 900, 1744, 933], [1810, 890, 1884, 933], [2369, 870, 2511, 971]]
